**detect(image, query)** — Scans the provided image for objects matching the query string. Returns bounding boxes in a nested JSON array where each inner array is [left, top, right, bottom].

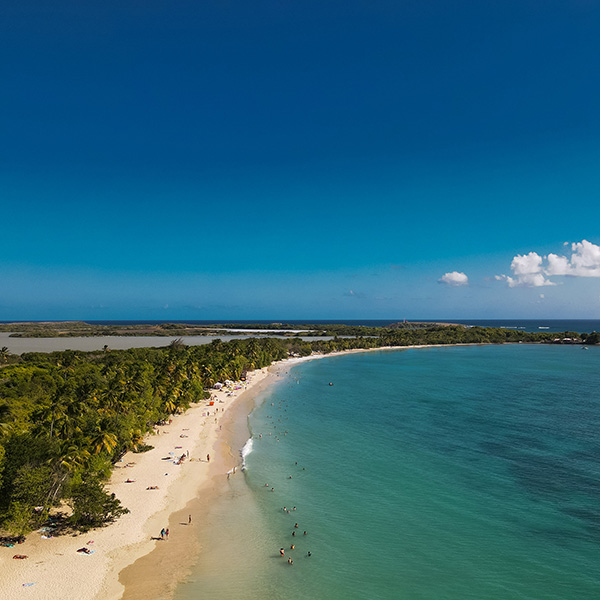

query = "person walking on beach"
[[188, 515, 192, 525], [160, 528, 165, 539], [165, 528, 169, 539], [207, 454, 210, 462]]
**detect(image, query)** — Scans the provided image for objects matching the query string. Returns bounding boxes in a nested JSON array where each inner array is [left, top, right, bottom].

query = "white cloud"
[[497, 239, 600, 287], [438, 271, 469, 286], [511, 252, 543, 277], [569, 240, 600, 276], [496, 252, 554, 287], [545, 253, 571, 276]]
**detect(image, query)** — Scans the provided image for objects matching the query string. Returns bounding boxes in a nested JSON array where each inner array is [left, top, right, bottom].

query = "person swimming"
[[280, 548, 285, 557]]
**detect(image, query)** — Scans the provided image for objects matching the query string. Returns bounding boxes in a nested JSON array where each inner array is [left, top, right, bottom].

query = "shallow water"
[[175, 345, 600, 599]]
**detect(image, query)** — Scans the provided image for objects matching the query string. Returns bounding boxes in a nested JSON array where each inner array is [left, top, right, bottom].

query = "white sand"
[[0, 344, 460, 600], [0, 367, 274, 600]]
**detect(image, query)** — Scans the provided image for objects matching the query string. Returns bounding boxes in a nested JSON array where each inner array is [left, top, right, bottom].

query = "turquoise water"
[[175, 345, 600, 599]]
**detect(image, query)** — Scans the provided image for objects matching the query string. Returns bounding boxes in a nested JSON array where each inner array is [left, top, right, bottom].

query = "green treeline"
[[0, 326, 590, 537], [0, 337, 292, 536]]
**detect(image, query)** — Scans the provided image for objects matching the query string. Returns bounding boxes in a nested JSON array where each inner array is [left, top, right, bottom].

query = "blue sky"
[[2, 0, 600, 320]]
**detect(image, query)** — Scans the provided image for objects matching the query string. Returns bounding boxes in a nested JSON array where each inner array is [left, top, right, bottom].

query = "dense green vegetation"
[[0, 326, 593, 537], [0, 338, 294, 536], [0, 320, 459, 338]]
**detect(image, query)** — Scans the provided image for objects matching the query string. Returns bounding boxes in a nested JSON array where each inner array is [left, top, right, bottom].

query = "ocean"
[[176, 344, 600, 599]]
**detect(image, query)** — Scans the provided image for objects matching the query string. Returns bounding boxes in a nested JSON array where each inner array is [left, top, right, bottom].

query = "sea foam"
[[240, 437, 253, 470]]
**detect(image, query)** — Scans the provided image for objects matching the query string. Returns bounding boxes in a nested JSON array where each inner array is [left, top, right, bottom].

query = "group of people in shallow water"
[[280, 544, 311, 565], [277, 508, 310, 564], [262, 391, 313, 566]]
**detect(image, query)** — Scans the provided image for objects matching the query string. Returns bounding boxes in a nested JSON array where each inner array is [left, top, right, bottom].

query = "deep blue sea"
[[177, 344, 600, 599]]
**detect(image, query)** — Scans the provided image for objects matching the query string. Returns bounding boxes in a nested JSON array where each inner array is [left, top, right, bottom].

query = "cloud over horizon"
[[497, 239, 600, 287], [439, 271, 469, 286]]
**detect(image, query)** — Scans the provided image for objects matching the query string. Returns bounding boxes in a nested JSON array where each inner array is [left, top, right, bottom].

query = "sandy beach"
[[0, 362, 280, 600], [0, 345, 458, 600]]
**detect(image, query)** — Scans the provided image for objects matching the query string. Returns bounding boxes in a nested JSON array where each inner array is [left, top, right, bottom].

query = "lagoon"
[[0, 332, 336, 355]]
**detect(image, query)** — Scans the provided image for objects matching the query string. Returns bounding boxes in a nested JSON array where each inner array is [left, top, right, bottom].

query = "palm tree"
[[89, 426, 118, 456], [0, 403, 11, 435], [45, 443, 91, 508], [35, 387, 68, 439]]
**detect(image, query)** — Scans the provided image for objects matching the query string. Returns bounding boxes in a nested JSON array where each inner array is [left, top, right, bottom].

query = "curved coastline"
[[0, 365, 276, 600], [116, 344, 472, 599], [0, 344, 476, 600]]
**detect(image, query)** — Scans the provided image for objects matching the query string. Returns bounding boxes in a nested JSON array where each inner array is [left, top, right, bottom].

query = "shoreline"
[[117, 365, 281, 600], [0, 343, 477, 600], [0, 364, 275, 600], [116, 344, 474, 598]]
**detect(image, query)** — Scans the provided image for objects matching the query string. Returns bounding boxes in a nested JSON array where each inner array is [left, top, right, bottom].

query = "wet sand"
[[117, 370, 279, 599]]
